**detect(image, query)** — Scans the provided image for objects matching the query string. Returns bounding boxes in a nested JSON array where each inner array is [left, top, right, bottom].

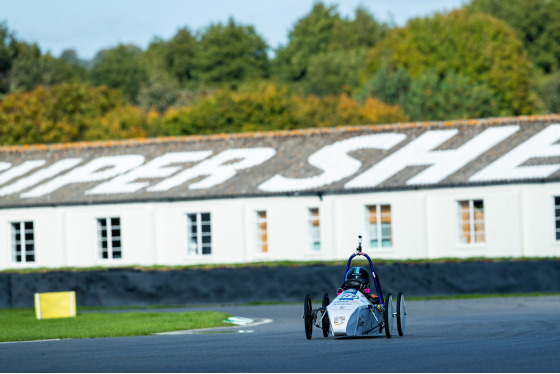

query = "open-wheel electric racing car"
[[303, 235, 406, 339]]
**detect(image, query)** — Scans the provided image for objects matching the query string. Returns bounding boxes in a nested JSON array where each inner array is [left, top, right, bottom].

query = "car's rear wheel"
[[383, 293, 393, 339], [304, 294, 313, 340], [322, 293, 330, 338], [396, 291, 406, 336]]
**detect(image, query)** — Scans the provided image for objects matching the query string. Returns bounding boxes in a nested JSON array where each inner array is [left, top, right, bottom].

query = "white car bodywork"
[[326, 288, 393, 337]]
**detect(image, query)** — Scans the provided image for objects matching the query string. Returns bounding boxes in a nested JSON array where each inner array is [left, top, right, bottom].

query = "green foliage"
[[89, 44, 148, 103], [1, 23, 82, 95], [274, 3, 339, 81], [273, 3, 385, 96], [163, 27, 197, 84], [137, 74, 179, 113], [359, 67, 411, 107], [404, 70, 501, 121], [1, 2, 555, 145], [332, 6, 387, 50], [193, 18, 269, 85], [361, 67, 500, 121], [159, 82, 407, 136], [0, 21, 17, 94], [0, 83, 150, 145], [9, 44, 80, 92], [537, 71, 560, 113], [467, 0, 560, 74], [161, 82, 292, 135], [365, 9, 536, 116], [302, 48, 367, 96]]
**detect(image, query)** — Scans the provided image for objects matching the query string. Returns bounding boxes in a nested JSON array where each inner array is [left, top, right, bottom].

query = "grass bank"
[[0, 309, 231, 342], [2, 256, 558, 273]]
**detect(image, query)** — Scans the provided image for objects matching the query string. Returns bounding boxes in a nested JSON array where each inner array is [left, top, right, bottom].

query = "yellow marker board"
[[34, 291, 76, 320]]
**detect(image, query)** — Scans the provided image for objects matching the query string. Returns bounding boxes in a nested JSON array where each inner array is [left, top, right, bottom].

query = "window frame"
[[457, 199, 486, 245], [308, 207, 321, 252], [186, 212, 212, 257], [365, 204, 393, 249], [554, 196, 560, 242], [10, 220, 35, 264], [96, 217, 122, 260], [255, 210, 268, 254]]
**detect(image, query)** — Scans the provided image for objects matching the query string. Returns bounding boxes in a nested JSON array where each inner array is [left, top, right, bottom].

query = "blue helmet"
[[344, 267, 370, 289]]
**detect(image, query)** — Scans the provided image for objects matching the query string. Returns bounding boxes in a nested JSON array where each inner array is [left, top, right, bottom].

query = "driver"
[[341, 267, 380, 304]]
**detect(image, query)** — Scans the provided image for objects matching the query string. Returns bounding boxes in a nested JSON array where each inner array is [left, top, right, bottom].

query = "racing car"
[[303, 235, 406, 339]]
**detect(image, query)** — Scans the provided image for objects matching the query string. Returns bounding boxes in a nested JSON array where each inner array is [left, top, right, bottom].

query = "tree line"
[[1, 0, 560, 145]]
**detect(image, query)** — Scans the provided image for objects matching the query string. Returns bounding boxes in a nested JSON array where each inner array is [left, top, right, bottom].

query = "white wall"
[[522, 184, 560, 257], [1, 182, 559, 270], [0, 207, 66, 269]]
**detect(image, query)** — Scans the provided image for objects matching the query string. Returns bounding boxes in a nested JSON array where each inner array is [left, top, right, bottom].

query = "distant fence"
[[1, 260, 559, 308]]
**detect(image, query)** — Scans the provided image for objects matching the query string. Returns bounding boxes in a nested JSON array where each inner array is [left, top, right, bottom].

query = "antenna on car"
[[357, 235, 362, 253]]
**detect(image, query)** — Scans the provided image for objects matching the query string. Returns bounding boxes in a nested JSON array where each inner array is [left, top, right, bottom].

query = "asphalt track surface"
[[1, 296, 559, 373]]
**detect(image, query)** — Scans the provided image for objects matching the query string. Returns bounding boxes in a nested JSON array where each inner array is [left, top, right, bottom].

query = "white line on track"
[[154, 317, 273, 335], [0, 339, 62, 344]]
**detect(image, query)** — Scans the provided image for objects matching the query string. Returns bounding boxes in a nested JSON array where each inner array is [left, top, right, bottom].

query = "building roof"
[[1, 115, 560, 208]]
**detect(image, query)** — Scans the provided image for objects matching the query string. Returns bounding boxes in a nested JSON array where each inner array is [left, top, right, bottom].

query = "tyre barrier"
[[0, 260, 559, 308]]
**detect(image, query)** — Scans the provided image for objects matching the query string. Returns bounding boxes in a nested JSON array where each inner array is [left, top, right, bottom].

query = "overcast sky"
[[2, 0, 467, 60]]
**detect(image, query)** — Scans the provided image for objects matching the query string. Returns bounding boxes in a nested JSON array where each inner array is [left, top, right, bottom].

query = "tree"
[[467, 0, 560, 74], [358, 67, 411, 108], [89, 44, 148, 103], [302, 48, 367, 96], [273, 3, 340, 82], [8, 42, 81, 92], [273, 3, 386, 96], [365, 9, 536, 116], [537, 71, 560, 113], [137, 74, 179, 113], [192, 18, 269, 86], [331, 6, 387, 51], [0, 83, 151, 145], [164, 27, 197, 84], [59, 49, 88, 80], [158, 82, 407, 136], [403, 69, 501, 121], [0, 21, 16, 94]]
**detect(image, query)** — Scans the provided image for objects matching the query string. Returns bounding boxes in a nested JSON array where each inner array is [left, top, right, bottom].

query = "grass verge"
[[2, 256, 558, 273], [0, 309, 231, 342]]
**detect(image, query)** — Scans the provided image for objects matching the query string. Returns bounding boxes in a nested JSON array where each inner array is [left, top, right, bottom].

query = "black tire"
[[396, 291, 405, 336], [383, 292, 393, 339], [304, 294, 313, 340], [322, 293, 330, 338]]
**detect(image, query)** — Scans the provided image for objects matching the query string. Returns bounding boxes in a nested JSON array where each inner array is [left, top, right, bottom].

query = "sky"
[[2, 0, 467, 60]]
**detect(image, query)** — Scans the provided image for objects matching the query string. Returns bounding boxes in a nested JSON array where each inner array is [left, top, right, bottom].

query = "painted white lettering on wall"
[[0, 158, 82, 197], [0, 162, 10, 173], [87, 152, 212, 194], [148, 148, 276, 192], [1, 124, 559, 201], [21, 155, 145, 198], [345, 126, 519, 188], [0, 160, 45, 186], [258, 134, 406, 192], [470, 124, 560, 182]]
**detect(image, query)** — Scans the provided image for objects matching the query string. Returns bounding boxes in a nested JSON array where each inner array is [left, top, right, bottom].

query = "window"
[[187, 213, 212, 256], [256, 211, 268, 253], [97, 217, 122, 259], [308, 208, 321, 251], [11, 221, 35, 263], [458, 200, 485, 244], [366, 205, 392, 248], [555, 197, 560, 241]]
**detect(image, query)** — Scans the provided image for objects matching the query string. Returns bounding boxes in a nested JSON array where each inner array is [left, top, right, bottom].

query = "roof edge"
[[1, 114, 559, 153]]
